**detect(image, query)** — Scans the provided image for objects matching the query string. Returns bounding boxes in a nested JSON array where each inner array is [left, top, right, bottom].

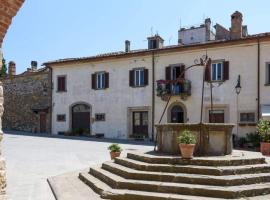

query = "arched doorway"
[[171, 105, 184, 123], [167, 103, 187, 123], [71, 103, 91, 134]]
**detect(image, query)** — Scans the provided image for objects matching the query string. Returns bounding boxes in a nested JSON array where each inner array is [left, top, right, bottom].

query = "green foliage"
[[257, 119, 270, 142], [246, 132, 260, 148], [238, 137, 247, 147], [0, 59, 7, 77], [108, 144, 122, 152], [177, 130, 196, 144]]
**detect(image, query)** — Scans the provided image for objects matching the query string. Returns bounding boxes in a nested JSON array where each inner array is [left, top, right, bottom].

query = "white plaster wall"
[[51, 41, 270, 139], [179, 27, 206, 45], [154, 43, 259, 137], [52, 56, 152, 139]]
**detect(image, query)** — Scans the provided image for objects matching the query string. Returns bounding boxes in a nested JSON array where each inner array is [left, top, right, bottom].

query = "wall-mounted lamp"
[[235, 75, 241, 95]]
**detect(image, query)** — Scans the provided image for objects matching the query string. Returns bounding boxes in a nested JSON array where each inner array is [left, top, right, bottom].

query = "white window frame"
[[211, 62, 223, 81], [239, 112, 256, 123], [134, 69, 144, 87], [96, 72, 105, 89], [266, 63, 270, 85]]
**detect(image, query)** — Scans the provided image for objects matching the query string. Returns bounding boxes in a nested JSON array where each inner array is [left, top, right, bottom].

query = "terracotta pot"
[[110, 151, 121, 160], [260, 142, 270, 156], [179, 144, 195, 159]]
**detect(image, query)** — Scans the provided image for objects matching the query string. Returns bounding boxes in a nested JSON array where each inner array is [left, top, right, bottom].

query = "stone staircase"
[[79, 151, 270, 199]]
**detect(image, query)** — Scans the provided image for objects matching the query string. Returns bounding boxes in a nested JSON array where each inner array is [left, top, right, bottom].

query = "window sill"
[[56, 90, 67, 93], [238, 122, 257, 126], [131, 85, 146, 88], [264, 83, 270, 86]]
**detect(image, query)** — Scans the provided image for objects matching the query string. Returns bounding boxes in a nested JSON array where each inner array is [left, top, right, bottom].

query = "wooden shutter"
[[165, 66, 171, 93], [144, 68, 149, 86], [129, 70, 134, 87], [180, 65, 185, 78], [223, 61, 229, 80], [92, 73, 96, 90], [204, 65, 211, 82], [105, 72, 109, 88], [57, 76, 66, 91]]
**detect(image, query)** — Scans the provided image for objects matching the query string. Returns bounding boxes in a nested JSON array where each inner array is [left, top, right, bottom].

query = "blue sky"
[[2, 0, 270, 73]]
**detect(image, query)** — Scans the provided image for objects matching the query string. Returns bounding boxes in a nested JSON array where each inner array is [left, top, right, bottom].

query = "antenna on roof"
[[179, 17, 182, 29], [168, 36, 173, 45], [151, 27, 154, 36]]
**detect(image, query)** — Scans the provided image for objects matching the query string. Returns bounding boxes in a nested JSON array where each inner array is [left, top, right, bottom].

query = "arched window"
[[171, 105, 184, 123]]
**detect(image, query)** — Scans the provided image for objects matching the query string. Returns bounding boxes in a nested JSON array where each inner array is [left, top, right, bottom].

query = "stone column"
[[0, 50, 6, 197]]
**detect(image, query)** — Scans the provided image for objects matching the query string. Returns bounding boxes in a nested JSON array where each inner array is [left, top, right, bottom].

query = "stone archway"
[[167, 102, 187, 123], [0, 0, 25, 196], [71, 103, 91, 135]]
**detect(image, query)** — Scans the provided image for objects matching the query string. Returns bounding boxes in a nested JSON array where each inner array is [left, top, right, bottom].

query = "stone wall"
[[1, 68, 52, 133]]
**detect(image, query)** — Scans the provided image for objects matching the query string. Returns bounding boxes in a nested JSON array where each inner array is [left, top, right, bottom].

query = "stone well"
[[155, 123, 235, 156]]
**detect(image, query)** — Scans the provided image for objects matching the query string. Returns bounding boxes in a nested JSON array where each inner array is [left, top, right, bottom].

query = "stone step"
[[89, 166, 270, 199], [115, 157, 270, 176], [102, 161, 270, 186], [127, 152, 266, 166], [79, 171, 228, 200]]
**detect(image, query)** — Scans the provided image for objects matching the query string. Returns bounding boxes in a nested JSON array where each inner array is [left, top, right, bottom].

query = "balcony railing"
[[156, 79, 191, 100]]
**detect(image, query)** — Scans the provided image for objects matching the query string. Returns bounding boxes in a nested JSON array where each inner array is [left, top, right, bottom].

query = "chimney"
[[8, 61, 16, 76], [205, 18, 211, 41], [125, 40, 130, 52], [31, 61, 38, 71], [230, 11, 243, 39], [147, 34, 164, 50]]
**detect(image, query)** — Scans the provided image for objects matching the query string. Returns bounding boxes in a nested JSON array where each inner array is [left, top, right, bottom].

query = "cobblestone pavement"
[[2, 131, 154, 200]]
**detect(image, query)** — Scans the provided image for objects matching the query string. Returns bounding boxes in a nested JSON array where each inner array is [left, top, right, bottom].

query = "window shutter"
[[144, 68, 149, 86], [204, 65, 211, 82], [129, 70, 134, 87], [57, 77, 61, 91], [92, 74, 96, 90], [223, 61, 229, 80], [57, 77, 66, 91], [180, 65, 185, 78], [105, 72, 109, 88], [165, 66, 171, 93]]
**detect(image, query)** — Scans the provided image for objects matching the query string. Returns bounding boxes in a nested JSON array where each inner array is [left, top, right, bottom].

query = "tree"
[[0, 59, 7, 77]]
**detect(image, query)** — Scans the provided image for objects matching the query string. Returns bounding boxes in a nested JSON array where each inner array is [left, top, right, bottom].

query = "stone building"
[[1, 61, 52, 133], [0, 0, 25, 196], [44, 11, 270, 140]]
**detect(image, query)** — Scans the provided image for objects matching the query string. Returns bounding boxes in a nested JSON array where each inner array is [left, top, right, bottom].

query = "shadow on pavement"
[[4, 130, 154, 146]]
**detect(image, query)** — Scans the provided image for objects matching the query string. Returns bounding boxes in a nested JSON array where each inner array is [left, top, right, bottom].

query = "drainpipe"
[[257, 38, 261, 121], [47, 66, 53, 134], [151, 51, 155, 141]]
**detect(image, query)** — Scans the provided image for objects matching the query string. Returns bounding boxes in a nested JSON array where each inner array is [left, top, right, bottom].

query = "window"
[[165, 65, 185, 94], [95, 113, 105, 121], [92, 72, 109, 90], [209, 110, 225, 123], [240, 112, 255, 123], [129, 68, 148, 87], [57, 76, 66, 92], [97, 72, 105, 89], [266, 63, 270, 85], [135, 69, 144, 87], [206, 61, 229, 82], [57, 114, 66, 122], [211, 62, 223, 81]]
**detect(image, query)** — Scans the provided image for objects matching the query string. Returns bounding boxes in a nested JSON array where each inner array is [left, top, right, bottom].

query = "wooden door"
[[40, 113, 47, 133], [132, 111, 148, 137], [209, 110, 225, 123]]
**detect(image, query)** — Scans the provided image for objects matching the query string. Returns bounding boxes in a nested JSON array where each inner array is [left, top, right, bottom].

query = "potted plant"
[[257, 119, 270, 155], [177, 130, 196, 159], [108, 144, 122, 160]]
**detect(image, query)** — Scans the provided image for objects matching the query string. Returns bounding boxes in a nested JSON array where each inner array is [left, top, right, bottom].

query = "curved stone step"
[[127, 152, 266, 166], [89, 166, 270, 199], [102, 161, 270, 186], [115, 157, 270, 176], [79, 172, 228, 200]]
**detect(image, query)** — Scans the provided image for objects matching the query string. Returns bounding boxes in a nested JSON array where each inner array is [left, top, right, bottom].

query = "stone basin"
[[155, 123, 235, 156]]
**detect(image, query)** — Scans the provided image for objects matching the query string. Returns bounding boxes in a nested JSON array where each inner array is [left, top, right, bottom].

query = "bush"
[[257, 119, 270, 142], [108, 144, 122, 152], [246, 132, 260, 148], [177, 130, 196, 144], [237, 137, 247, 147]]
